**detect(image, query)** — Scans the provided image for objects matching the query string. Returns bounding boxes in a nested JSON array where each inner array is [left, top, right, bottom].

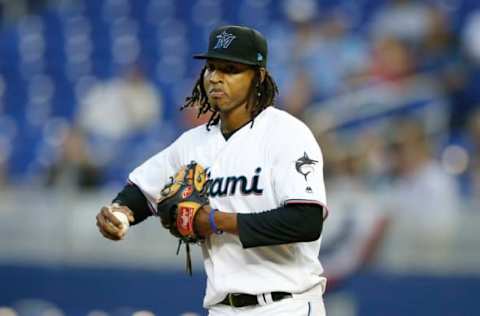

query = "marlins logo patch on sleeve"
[[295, 152, 318, 181], [295, 152, 318, 194]]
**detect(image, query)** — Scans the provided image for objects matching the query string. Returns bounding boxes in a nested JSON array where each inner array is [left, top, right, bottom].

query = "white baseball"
[[112, 210, 130, 233]]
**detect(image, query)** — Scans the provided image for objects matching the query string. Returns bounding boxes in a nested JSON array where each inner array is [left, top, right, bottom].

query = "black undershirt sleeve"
[[112, 183, 153, 225], [237, 203, 324, 248]]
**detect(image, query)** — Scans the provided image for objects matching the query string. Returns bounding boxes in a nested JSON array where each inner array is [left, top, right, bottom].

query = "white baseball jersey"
[[129, 107, 327, 308]]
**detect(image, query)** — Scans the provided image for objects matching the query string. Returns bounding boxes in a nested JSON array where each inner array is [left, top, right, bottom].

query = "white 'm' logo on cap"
[[214, 31, 236, 49]]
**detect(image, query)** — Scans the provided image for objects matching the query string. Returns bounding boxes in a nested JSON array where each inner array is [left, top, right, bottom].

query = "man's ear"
[[259, 68, 266, 83]]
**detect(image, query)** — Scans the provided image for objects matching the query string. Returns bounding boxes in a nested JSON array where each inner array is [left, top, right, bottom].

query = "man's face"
[[203, 59, 255, 114]]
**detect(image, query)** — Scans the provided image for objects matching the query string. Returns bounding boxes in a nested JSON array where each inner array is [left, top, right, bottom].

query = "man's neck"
[[219, 103, 251, 134]]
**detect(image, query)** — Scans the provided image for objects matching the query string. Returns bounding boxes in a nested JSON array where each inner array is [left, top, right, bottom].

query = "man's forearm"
[[195, 204, 324, 248], [112, 182, 152, 225]]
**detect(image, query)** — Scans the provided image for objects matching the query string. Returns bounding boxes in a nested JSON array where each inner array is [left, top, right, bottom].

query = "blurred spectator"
[[408, 4, 471, 137], [417, 5, 457, 73], [464, 110, 480, 207], [0, 0, 50, 28], [369, 0, 434, 48], [453, 9, 480, 132], [384, 119, 460, 213], [46, 127, 102, 190], [0, 115, 16, 188], [381, 119, 459, 262], [25, 0, 49, 14], [463, 10, 480, 66], [0, 138, 9, 188], [282, 0, 318, 26], [369, 36, 416, 83], [77, 64, 163, 141], [320, 131, 389, 290], [283, 10, 369, 115], [0, 161, 6, 189], [75, 64, 164, 174]]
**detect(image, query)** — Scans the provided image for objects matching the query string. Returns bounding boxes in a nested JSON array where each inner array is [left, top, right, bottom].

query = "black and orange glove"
[[156, 161, 209, 273]]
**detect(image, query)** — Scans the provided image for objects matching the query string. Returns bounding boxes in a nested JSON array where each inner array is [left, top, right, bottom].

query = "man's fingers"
[[100, 227, 121, 241], [122, 207, 135, 222], [96, 219, 117, 240], [126, 212, 135, 223], [102, 206, 123, 227], [97, 209, 117, 231], [99, 222, 122, 240], [110, 205, 135, 224], [103, 219, 122, 237], [96, 212, 108, 230], [99, 207, 114, 225], [96, 207, 123, 240]]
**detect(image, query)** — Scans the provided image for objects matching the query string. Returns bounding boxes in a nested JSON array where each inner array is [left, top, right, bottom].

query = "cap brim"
[[193, 52, 258, 66]]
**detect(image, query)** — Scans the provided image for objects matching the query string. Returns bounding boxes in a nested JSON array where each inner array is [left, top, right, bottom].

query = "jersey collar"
[[218, 107, 272, 141]]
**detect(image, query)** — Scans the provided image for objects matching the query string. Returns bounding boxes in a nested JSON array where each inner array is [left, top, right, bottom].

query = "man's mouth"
[[209, 88, 226, 98]]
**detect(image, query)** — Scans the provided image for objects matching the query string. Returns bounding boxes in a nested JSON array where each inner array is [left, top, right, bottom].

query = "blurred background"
[[0, 0, 479, 315]]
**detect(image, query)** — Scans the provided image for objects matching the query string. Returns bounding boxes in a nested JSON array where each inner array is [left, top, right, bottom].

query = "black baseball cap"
[[194, 25, 268, 67]]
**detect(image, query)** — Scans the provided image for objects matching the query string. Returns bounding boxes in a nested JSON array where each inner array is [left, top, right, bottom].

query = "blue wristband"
[[209, 209, 223, 235]]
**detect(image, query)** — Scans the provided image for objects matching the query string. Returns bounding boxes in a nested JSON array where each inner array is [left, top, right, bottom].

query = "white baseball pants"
[[208, 297, 326, 316], [207, 282, 326, 316]]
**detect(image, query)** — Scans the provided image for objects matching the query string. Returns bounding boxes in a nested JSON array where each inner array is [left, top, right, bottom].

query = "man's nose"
[[209, 69, 223, 83]]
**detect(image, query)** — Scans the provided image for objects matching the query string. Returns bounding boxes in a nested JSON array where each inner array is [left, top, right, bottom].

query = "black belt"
[[220, 292, 292, 308]]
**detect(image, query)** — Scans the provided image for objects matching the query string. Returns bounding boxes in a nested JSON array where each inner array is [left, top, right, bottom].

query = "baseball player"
[[96, 25, 328, 315]]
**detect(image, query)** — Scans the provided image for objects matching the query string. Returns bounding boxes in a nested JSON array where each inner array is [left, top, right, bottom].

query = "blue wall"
[[0, 265, 207, 315], [0, 265, 478, 316]]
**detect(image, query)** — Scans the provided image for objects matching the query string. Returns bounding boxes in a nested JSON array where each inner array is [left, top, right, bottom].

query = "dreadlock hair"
[[181, 65, 279, 130]]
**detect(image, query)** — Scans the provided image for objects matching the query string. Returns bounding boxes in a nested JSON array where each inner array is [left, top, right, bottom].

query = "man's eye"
[[225, 66, 238, 73], [206, 64, 215, 71]]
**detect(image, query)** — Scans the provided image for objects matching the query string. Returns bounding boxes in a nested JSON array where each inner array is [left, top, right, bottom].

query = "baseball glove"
[[156, 161, 209, 274]]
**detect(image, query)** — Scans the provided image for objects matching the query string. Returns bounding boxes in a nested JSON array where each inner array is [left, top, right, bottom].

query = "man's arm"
[[195, 204, 324, 248], [112, 182, 153, 225], [96, 183, 152, 240]]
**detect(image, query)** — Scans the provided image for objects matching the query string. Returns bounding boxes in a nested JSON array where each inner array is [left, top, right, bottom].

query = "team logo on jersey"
[[295, 152, 318, 181], [214, 31, 236, 49], [205, 167, 264, 197]]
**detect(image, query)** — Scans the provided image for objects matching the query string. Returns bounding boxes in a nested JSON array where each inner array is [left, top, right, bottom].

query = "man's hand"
[[194, 205, 213, 238], [96, 203, 134, 241]]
